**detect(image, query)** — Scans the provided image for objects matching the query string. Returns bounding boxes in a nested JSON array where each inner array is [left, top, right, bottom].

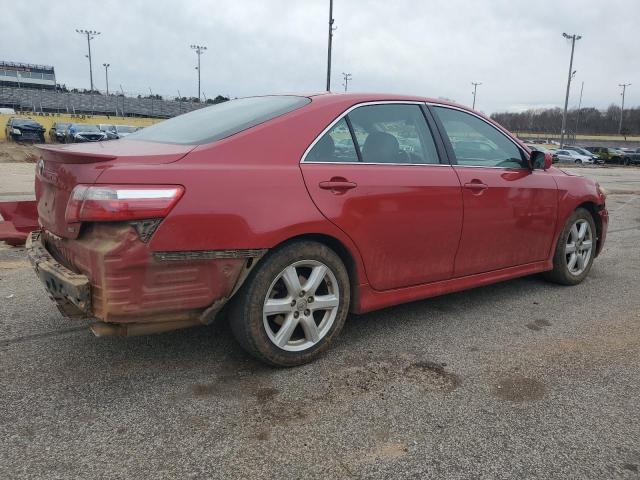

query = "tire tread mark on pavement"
[[0, 326, 88, 347]]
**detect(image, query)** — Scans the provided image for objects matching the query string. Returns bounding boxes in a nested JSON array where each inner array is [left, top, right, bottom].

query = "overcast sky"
[[2, 0, 638, 114]]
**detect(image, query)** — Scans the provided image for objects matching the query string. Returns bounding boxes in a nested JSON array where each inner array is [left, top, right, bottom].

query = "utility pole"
[[76, 29, 101, 91], [342, 72, 352, 92], [190, 44, 207, 101], [326, 0, 336, 91], [102, 63, 110, 95], [618, 83, 631, 134], [471, 82, 482, 110], [574, 81, 584, 137], [560, 32, 581, 148]]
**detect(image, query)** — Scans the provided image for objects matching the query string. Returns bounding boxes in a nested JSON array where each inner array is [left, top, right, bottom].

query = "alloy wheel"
[[565, 219, 593, 276], [263, 260, 340, 352]]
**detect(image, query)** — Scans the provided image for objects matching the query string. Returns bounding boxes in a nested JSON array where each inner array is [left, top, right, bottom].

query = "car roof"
[[307, 92, 462, 108]]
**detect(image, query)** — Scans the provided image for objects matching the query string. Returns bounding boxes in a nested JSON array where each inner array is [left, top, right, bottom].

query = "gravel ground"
[[0, 165, 639, 479]]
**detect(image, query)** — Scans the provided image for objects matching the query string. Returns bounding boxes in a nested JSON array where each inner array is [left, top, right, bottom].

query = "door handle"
[[319, 178, 357, 193], [463, 181, 488, 192]]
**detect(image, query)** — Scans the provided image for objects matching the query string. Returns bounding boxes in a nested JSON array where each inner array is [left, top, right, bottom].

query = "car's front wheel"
[[575, 159, 582, 164], [230, 241, 350, 366], [544, 208, 596, 285]]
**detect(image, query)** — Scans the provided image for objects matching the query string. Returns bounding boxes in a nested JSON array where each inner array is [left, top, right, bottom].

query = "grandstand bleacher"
[[0, 85, 206, 118]]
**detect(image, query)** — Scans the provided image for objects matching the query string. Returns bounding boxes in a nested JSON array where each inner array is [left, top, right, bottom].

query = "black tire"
[[543, 208, 596, 285], [574, 159, 582, 164], [623, 157, 630, 166], [229, 241, 350, 367]]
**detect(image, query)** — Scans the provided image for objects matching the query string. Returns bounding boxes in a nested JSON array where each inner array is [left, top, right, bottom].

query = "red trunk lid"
[[35, 140, 195, 238]]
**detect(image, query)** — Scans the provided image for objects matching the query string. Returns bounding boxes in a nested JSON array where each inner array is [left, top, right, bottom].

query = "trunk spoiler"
[[0, 201, 38, 246], [36, 145, 118, 164]]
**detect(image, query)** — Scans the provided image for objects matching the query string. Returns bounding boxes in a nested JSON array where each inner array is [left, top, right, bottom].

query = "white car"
[[555, 149, 594, 164], [113, 125, 139, 138]]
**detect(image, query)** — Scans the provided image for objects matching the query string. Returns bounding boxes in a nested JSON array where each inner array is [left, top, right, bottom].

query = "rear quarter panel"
[[94, 101, 370, 286]]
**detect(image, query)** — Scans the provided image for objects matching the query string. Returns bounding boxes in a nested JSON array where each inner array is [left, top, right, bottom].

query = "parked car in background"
[[621, 148, 640, 166], [65, 123, 108, 143], [5, 117, 46, 143], [525, 143, 559, 163], [96, 124, 139, 139], [26, 93, 608, 366], [113, 125, 140, 138], [97, 124, 118, 140], [48, 122, 72, 143], [586, 147, 624, 164], [564, 146, 603, 164], [555, 149, 594, 164]]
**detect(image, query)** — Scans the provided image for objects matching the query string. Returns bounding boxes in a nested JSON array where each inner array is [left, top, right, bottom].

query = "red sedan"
[[27, 93, 608, 366]]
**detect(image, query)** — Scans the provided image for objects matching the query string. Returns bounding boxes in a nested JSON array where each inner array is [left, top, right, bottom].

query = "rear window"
[[128, 95, 311, 145]]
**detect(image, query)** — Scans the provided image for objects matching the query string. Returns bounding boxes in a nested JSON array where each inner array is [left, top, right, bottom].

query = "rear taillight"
[[65, 184, 184, 223]]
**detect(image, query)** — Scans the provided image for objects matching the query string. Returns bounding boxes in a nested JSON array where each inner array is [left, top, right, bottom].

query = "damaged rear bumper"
[[26, 231, 92, 317], [26, 226, 266, 336]]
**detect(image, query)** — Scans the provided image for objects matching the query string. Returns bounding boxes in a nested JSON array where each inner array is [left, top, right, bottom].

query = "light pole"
[[560, 32, 581, 148], [76, 29, 101, 91], [618, 83, 631, 134], [190, 44, 207, 101], [326, 0, 336, 91], [120, 84, 125, 116], [342, 72, 352, 92], [102, 63, 110, 95], [149, 86, 154, 117], [471, 82, 482, 110]]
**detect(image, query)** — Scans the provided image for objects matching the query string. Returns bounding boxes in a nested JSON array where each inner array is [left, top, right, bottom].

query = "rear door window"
[[306, 118, 359, 163], [347, 104, 440, 164]]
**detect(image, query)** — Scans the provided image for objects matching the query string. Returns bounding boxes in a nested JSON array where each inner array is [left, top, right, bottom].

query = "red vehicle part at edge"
[[0, 201, 38, 246]]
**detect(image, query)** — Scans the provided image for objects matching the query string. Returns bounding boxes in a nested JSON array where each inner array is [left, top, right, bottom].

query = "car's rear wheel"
[[230, 241, 350, 367], [544, 208, 596, 285]]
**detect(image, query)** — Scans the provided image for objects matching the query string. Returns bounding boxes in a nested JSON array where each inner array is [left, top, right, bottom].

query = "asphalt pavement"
[[1, 164, 639, 479]]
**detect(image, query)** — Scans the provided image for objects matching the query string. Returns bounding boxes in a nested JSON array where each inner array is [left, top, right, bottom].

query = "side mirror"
[[530, 151, 553, 170]]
